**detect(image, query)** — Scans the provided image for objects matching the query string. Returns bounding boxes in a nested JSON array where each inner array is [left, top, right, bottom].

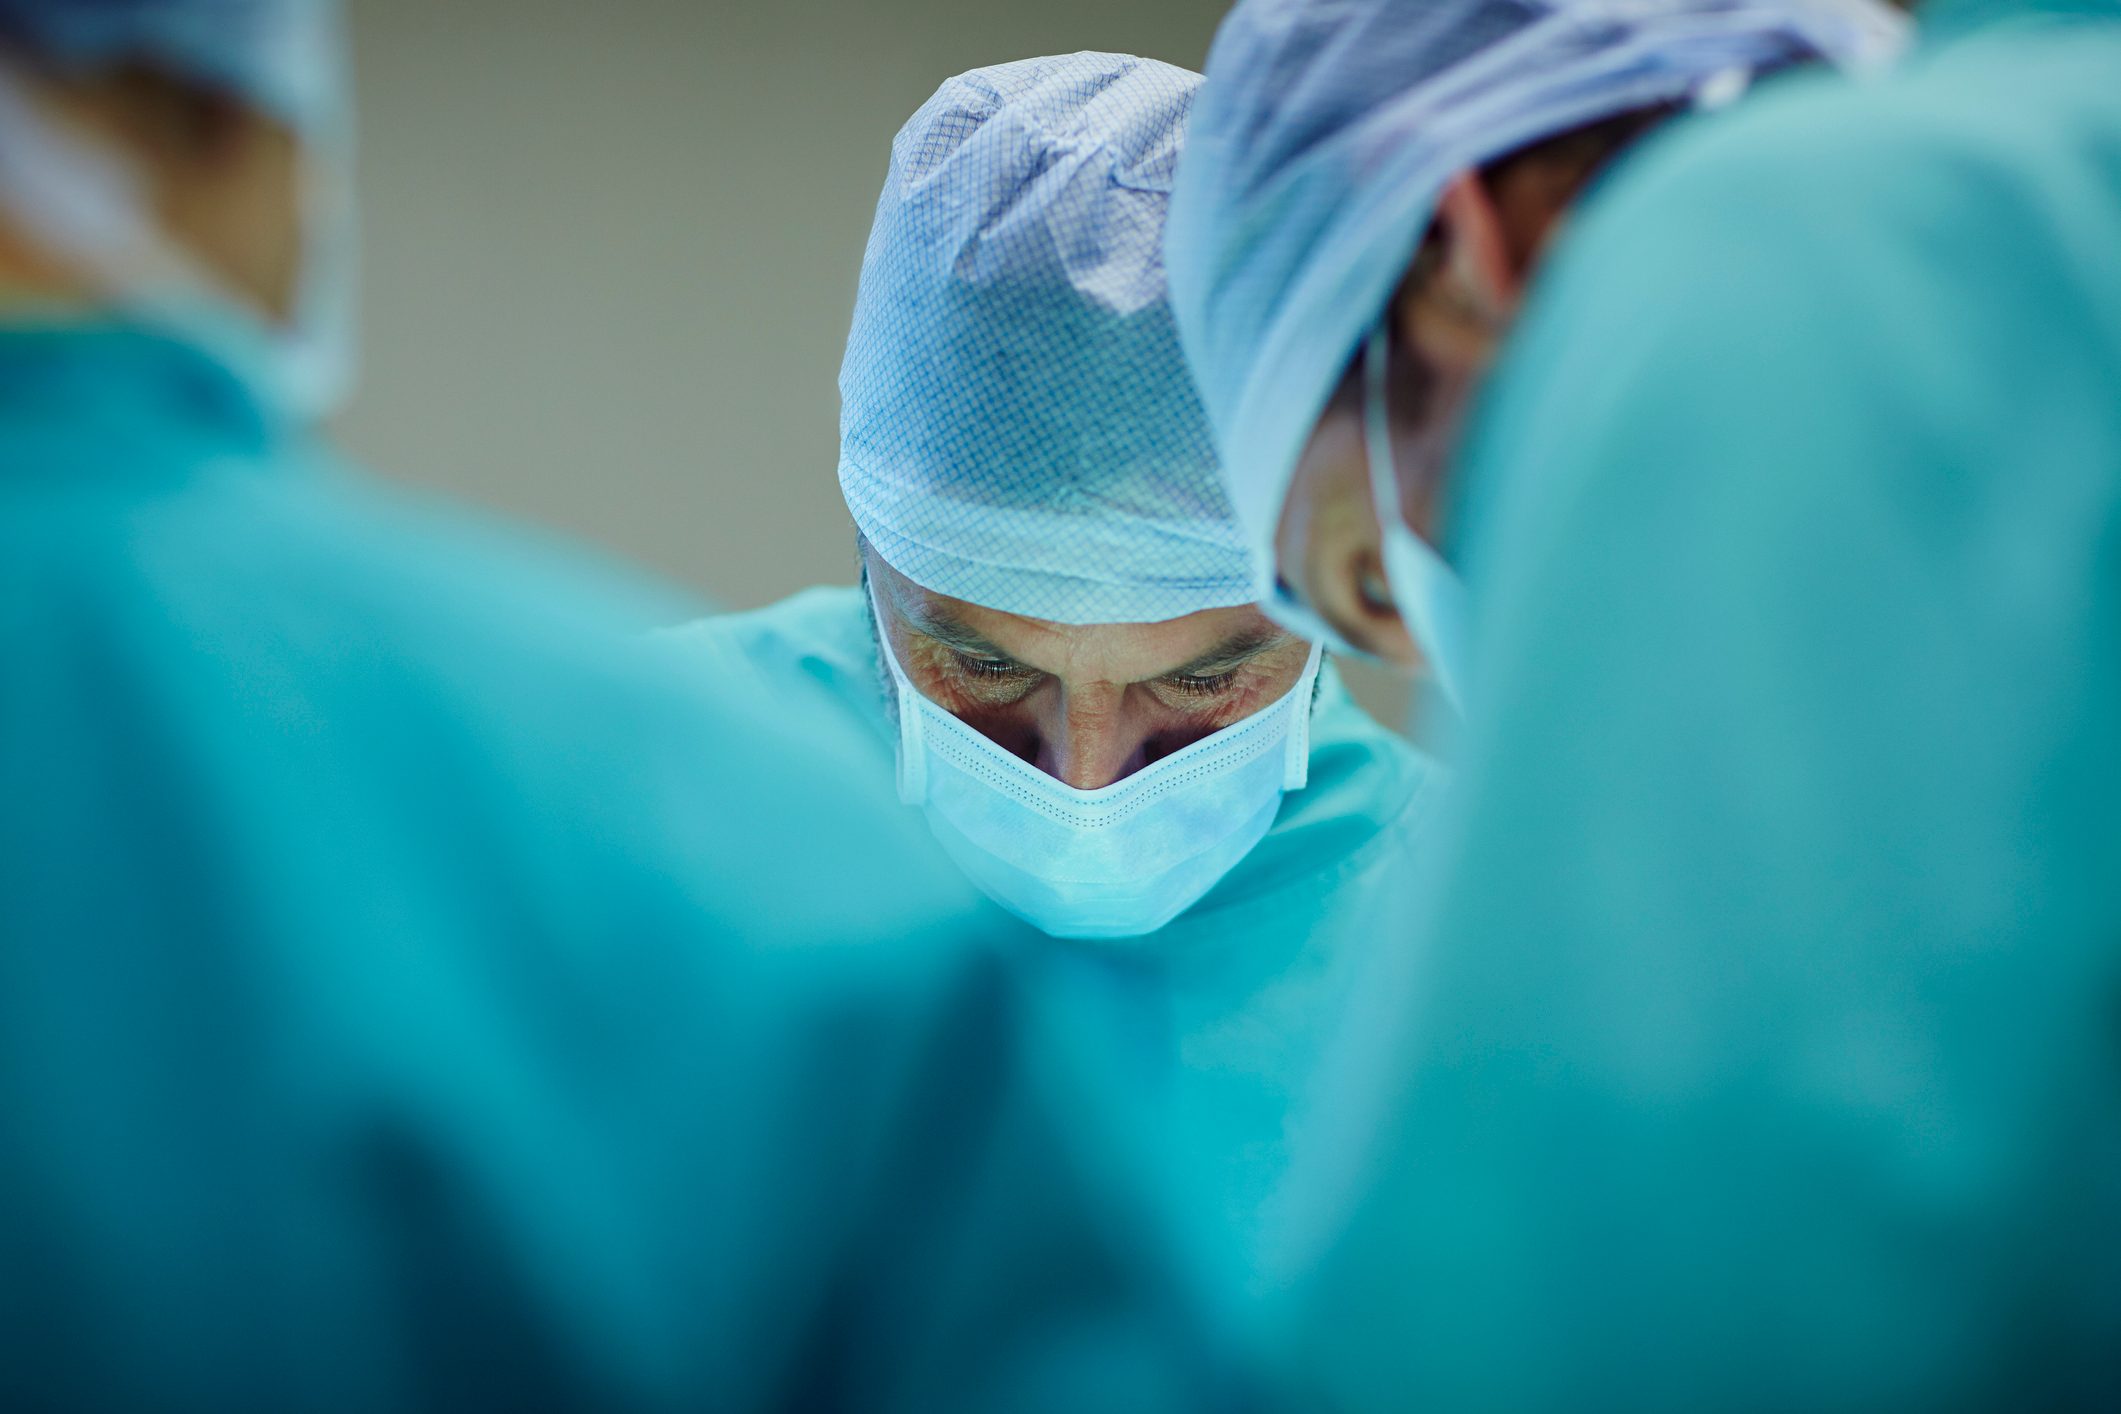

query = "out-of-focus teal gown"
[[0, 323, 1241, 1412], [1287, 0, 2121, 1405]]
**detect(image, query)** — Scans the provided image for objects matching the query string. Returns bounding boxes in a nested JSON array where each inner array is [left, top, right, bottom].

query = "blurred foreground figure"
[[0, 5, 1240, 1409], [1199, 0, 2121, 1405], [662, 54, 1440, 1263]]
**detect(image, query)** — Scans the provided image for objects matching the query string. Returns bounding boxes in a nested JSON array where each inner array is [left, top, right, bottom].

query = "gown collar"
[[0, 320, 291, 476]]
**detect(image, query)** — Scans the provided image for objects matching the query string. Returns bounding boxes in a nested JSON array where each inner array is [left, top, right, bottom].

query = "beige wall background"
[[341, 0, 1408, 723]]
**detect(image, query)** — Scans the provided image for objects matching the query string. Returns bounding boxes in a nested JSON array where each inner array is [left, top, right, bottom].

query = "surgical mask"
[[0, 52, 356, 423], [871, 587, 1325, 940], [1364, 323, 1470, 712]]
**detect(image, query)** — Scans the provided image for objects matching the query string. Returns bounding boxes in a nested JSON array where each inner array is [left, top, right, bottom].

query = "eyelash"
[[1166, 670, 1240, 699], [952, 654, 1240, 697], [955, 652, 1032, 681]]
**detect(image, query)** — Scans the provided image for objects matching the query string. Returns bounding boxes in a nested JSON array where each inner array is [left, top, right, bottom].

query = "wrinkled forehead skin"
[[1163, 0, 1905, 588]]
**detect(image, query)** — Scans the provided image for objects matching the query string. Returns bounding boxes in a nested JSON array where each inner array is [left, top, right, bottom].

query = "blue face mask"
[[871, 587, 1324, 940], [0, 50, 356, 423]]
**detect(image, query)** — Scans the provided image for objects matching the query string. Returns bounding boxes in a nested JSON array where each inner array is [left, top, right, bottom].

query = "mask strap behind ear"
[[1363, 323, 1413, 548]]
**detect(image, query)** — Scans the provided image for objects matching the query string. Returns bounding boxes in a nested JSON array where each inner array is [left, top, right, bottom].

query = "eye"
[[953, 651, 1030, 681], [1165, 669, 1240, 699]]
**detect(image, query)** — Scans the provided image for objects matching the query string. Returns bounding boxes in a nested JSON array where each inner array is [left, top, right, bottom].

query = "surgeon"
[[0, 4, 1244, 1408], [1166, 0, 2121, 1407], [659, 52, 1441, 1255], [1177, 0, 2121, 1404], [1164, 0, 1901, 724]]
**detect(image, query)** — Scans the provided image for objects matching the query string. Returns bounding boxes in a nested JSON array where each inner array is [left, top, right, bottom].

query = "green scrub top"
[[658, 585, 1445, 1268], [0, 323, 1242, 1412], [1287, 0, 2121, 1406]]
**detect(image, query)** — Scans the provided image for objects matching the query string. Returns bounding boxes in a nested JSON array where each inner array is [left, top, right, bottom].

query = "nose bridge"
[[1041, 681, 1147, 790]]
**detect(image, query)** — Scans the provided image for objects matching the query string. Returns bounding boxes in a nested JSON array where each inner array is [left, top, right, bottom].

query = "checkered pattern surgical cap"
[[839, 52, 1256, 626]]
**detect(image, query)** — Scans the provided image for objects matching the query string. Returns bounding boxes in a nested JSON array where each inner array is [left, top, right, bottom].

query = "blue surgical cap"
[[0, 0, 343, 134], [1164, 0, 1904, 593], [839, 52, 1256, 626]]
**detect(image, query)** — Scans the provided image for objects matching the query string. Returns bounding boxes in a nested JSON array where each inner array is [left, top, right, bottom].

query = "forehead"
[[867, 550, 1279, 684]]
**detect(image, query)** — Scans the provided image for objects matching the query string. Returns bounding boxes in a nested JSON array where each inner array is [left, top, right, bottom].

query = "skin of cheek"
[[1279, 406, 1383, 616], [1278, 403, 1422, 668], [1392, 301, 1498, 545]]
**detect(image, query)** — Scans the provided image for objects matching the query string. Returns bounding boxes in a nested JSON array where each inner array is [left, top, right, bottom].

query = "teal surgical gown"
[[658, 586, 1444, 1269], [1289, 0, 2121, 1405], [0, 323, 1241, 1412]]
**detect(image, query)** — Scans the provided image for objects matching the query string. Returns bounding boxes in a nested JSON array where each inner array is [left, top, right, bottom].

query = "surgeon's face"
[[866, 551, 1314, 791], [1272, 157, 1596, 671], [1275, 301, 1484, 671]]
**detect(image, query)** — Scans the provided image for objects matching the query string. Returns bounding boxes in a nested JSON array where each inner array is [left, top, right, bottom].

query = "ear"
[[1431, 170, 1526, 319]]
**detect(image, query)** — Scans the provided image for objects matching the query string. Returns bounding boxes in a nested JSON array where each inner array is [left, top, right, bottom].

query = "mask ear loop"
[[1280, 641, 1326, 791], [866, 582, 930, 806], [1365, 321, 1474, 711], [1363, 322, 1409, 549]]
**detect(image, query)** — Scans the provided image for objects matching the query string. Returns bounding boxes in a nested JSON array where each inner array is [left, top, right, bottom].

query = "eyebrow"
[[1169, 627, 1292, 678], [905, 602, 1293, 681], [904, 603, 1017, 660], [920, 610, 1281, 674]]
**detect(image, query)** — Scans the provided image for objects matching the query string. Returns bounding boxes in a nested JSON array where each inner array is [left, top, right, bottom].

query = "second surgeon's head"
[[841, 53, 1320, 939], [1166, 0, 1902, 712]]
